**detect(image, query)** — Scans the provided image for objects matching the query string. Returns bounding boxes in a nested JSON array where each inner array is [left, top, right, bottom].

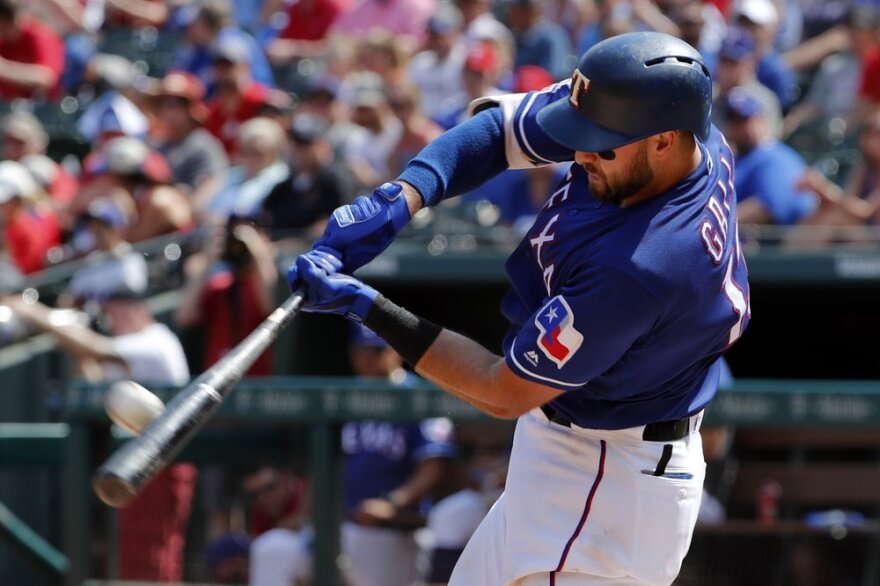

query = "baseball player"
[[288, 32, 750, 585]]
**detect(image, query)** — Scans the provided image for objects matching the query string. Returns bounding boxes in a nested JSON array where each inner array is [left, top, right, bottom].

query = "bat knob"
[[93, 473, 138, 508]]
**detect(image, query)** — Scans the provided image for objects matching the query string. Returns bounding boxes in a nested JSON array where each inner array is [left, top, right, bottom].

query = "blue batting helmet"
[[537, 32, 712, 153]]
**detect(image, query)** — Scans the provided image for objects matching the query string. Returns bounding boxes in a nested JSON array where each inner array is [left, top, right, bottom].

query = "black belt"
[[540, 404, 694, 442]]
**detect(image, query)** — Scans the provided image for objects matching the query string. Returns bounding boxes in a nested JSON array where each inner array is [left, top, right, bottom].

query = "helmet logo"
[[569, 70, 591, 109]]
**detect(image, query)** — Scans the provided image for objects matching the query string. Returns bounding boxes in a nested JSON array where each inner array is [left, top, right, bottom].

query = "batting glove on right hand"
[[286, 182, 411, 293], [296, 250, 378, 323]]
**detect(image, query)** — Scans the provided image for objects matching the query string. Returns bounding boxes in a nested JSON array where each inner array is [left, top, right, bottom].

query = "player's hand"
[[296, 250, 378, 322], [286, 182, 410, 292]]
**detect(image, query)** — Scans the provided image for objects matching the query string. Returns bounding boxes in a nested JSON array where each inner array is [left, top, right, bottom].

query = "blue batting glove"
[[296, 252, 378, 323], [286, 183, 410, 293], [287, 247, 341, 292]]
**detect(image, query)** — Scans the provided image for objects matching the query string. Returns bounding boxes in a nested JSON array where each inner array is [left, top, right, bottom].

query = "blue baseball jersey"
[[477, 82, 751, 429], [342, 417, 457, 514]]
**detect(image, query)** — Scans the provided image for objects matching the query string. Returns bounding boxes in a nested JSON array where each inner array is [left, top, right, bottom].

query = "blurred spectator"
[[343, 75, 403, 187], [60, 197, 147, 307], [724, 86, 817, 225], [505, 0, 571, 80], [245, 466, 312, 586], [796, 111, 880, 229], [154, 70, 229, 210], [265, 0, 347, 64], [670, 0, 722, 76], [434, 40, 505, 130], [458, 0, 514, 52], [174, 0, 274, 92], [543, 0, 593, 47], [462, 163, 567, 230], [0, 0, 64, 99], [174, 217, 277, 375], [204, 35, 271, 154], [103, 0, 168, 28], [341, 324, 456, 586], [261, 112, 355, 237], [1, 112, 78, 211], [784, 5, 880, 139], [712, 27, 782, 138], [0, 160, 61, 273], [0, 288, 195, 583], [297, 74, 369, 160], [408, 3, 468, 119], [329, 0, 436, 49], [423, 449, 506, 585], [203, 116, 288, 220], [387, 85, 443, 177], [356, 29, 410, 93], [83, 136, 194, 242], [732, 0, 798, 109], [76, 53, 149, 147]]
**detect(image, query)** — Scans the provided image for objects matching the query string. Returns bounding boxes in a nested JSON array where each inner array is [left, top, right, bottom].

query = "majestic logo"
[[569, 70, 591, 108], [524, 351, 540, 367], [535, 296, 583, 368]]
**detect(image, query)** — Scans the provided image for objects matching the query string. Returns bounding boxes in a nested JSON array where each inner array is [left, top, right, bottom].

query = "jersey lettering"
[[700, 220, 723, 264], [530, 213, 559, 270]]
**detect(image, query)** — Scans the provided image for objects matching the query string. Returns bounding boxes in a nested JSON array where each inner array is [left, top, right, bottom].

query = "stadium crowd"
[[0, 0, 879, 583]]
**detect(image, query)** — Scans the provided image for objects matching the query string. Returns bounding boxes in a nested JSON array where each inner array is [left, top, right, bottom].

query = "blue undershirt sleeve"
[[397, 107, 510, 207]]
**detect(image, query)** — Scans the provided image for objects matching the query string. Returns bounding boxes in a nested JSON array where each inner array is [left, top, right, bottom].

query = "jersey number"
[[723, 224, 749, 346]]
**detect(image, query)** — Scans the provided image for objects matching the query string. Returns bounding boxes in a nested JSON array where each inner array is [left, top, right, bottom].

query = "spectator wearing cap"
[[343, 74, 403, 187], [458, 0, 514, 56], [724, 86, 817, 226], [732, 0, 798, 109], [298, 74, 370, 162], [154, 71, 229, 210], [408, 3, 469, 120], [0, 284, 194, 584], [265, 0, 348, 65], [0, 160, 61, 273], [329, 0, 436, 49], [173, 0, 274, 93], [386, 85, 443, 178], [712, 27, 782, 138], [261, 112, 355, 237], [434, 41, 505, 130], [84, 136, 194, 242], [174, 215, 277, 376], [784, 5, 880, 140], [670, 1, 724, 78], [356, 30, 411, 94], [1, 112, 79, 212], [204, 35, 272, 155], [59, 197, 147, 308], [203, 117, 289, 220], [506, 0, 571, 81], [77, 53, 149, 147], [0, 0, 64, 99]]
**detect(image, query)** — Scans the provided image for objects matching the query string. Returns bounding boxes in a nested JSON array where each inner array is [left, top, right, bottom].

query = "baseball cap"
[[211, 36, 251, 65], [160, 71, 209, 122], [465, 42, 499, 74], [428, 3, 463, 35], [20, 154, 57, 189], [734, 0, 778, 26], [1, 112, 48, 149], [306, 74, 341, 100], [87, 136, 172, 183], [719, 27, 757, 62], [514, 65, 553, 93], [288, 112, 328, 143], [725, 86, 765, 119], [349, 323, 389, 349], [83, 197, 130, 230], [0, 160, 39, 203]]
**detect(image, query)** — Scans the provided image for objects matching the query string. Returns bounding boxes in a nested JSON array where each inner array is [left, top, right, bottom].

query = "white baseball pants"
[[341, 522, 419, 586], [449, 408, 705, 586]]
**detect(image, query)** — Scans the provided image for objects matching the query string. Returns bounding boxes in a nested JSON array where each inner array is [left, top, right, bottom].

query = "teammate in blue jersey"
[[288, 32, 750, 586]]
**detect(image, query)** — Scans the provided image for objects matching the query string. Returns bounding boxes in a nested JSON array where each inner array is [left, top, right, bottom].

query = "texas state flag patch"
[[535, 296, 584, 368]]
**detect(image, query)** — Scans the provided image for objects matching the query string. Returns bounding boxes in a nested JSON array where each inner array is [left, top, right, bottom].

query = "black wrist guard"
[[364, 295, 443, 367]]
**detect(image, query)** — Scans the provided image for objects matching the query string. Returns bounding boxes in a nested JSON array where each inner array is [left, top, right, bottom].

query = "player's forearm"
[[0, 61, 58, 92], [389, 458, 445, 507], [396, 108, 509, 207]]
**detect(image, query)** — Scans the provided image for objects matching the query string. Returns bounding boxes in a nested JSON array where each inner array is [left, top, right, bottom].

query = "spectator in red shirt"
[[174, 217, 277, 375], [204, 36, 270, 154], [0, 0, 64, 99], [265, 0, 348, 64], [0, 160, 61, 273], [1, 112, 79, 215]]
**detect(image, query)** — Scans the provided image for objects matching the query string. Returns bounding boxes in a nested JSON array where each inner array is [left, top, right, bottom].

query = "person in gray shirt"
[[154, 71, 229, 211]]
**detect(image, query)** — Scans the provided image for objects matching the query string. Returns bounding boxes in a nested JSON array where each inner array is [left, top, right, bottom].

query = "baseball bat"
[[92, 289, 306, 508]]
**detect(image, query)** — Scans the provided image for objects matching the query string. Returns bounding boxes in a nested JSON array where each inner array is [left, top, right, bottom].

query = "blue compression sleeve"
[[397, 107, 509, 207]]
